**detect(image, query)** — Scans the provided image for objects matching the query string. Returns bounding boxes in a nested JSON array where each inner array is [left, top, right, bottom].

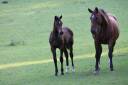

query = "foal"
[[88, 7, 119, 74], [49, 15, 75, 76]]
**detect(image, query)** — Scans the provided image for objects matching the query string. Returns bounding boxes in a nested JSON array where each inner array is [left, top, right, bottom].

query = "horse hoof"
[[72, 68, 75, 72], [72, 69, 75, 72], [61, 72, 64, 75], [55, 73, 58, 76], [110, 68, 114, 71], [93, 70, 99, 75], [65, 69, 68, 73], [65, 66, 69, 73]]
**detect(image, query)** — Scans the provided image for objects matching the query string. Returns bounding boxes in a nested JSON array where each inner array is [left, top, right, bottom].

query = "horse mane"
[[52, 19, 59, 37], [53, 19, 57, 32], [99, 9, 110, 29]]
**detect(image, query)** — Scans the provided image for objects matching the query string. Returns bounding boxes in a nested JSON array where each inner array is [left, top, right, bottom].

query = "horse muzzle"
[[59, 30, 63, 35], [60, 31, 63, 35], [91, 28, 96, 34]]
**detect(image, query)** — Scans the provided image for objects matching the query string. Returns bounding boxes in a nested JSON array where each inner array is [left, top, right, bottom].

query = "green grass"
[[0, 0, 128, 85]]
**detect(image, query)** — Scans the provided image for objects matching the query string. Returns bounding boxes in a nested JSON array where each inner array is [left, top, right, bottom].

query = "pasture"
[[0, 0, 128, 85]]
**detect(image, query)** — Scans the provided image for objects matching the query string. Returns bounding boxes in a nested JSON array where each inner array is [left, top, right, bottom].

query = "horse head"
[[53, 15, 63, 36], [88, 7, 109, 35]]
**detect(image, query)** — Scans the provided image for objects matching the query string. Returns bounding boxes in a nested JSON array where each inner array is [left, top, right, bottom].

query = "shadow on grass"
[[46, 52, 128, 81]]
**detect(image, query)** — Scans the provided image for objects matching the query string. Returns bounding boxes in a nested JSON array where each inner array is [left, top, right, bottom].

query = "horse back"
[[62, 27, 74, 47], [108, 15, 120, 40], [63, 27, 73, 36]]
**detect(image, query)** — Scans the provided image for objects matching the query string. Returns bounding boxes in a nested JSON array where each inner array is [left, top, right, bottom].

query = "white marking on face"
[[92, 15, 95, 19]]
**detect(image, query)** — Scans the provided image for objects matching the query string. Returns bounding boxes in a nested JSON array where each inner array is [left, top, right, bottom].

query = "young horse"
[[49, 15, 75, 76], [88, 7, 119, 74]]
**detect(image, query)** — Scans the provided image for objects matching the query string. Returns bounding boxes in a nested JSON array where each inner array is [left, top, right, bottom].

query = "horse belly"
[[99, 36, 109, 44], [100, 40, 108, 44]]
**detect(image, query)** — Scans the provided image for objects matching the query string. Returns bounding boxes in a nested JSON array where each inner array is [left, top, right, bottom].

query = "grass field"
[[0, 0, 128, 85]]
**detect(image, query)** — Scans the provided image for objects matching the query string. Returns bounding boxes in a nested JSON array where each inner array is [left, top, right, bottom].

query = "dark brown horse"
[[49, 15, 75, 76], [88, 7, 119, 73]]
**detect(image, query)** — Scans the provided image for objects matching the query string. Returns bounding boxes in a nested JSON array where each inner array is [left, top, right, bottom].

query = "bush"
[[1, 1, 8, 4], [9, 40, 25, 46]]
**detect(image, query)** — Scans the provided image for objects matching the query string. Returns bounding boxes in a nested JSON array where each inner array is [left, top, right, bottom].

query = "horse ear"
[[95, 7, 98, 13], [55, 16, 58, 20], [60, 15, 62, 19], [88, 8, 93, 13]]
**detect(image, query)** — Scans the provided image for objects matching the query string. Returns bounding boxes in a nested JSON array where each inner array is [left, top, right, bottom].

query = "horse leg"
[[64, 48, 69, 73], [70, 47, 75, 72], [60, 49, 64, 75], [108, 42, 115, 71], [51, 47, 58, 76], [94, 43, 102, 74]]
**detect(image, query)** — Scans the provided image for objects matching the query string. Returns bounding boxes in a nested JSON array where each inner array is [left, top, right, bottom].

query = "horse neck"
[[53, 25, 62, 38], [53, 23, 62, 34], [98, 21, 111, 38], [97, 10, 113, 37], [101, 16, 112, 33], [100, 10, 110, 29], [52, 22, 57, 33]]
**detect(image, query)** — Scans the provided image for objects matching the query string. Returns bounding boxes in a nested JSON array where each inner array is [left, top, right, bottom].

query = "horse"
[[49, 15, 75, 76], [88, 7, 119, 74]]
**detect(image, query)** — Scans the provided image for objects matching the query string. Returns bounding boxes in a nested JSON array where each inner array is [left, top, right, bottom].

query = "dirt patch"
[[1, 1, 8, 4]]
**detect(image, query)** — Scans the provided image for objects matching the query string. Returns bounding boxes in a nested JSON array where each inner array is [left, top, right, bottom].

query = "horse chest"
[[52, 38, 63, 48], [99, 38, 108, 44], [94, 33, 109, 44], [49, 32, 64, 48]]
